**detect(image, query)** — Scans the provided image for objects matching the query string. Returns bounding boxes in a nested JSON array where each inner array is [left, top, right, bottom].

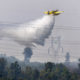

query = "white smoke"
[[0, 15, 54, 47]]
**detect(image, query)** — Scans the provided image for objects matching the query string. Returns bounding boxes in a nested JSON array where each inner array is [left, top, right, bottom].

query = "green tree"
[[32, 69, 39, 80], [8, 61, 21, 80], [60, 68, 71, 80], [0, 58, 7, 78], [24, 66, 33, 80], [45, 62, 54, 72], [78, 58, 80, 74], [71, 73, 78, 80]]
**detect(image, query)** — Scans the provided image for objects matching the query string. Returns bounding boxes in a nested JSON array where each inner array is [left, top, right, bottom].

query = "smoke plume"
[[23, 47, 33, 63]]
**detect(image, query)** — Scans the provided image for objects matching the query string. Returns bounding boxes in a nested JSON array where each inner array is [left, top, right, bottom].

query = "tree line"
[[0, 58, 80, 80]]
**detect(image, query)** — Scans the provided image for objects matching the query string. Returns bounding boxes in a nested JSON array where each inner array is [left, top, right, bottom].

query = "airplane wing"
[[55, 11, 64, 14]]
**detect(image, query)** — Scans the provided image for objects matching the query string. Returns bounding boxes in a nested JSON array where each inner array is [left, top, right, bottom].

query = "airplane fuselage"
[[44, 10, 64, 16]]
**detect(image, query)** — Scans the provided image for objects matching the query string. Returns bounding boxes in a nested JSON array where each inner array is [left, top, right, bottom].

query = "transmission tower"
[[48, 36, 61, 63]]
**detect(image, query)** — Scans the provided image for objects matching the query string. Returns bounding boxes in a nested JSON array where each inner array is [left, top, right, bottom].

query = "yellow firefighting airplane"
[[44, 10, 64, 15]]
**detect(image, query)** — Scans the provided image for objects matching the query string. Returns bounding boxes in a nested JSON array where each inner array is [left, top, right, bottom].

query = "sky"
[[0, 0, 80, 62]]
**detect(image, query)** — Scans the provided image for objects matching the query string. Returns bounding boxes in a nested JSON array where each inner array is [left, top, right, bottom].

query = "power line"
[[1, 40, 80, 46], [32, 54, 80, 59], [0, 23, 80, 28], [1, 24, 80, 30]]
